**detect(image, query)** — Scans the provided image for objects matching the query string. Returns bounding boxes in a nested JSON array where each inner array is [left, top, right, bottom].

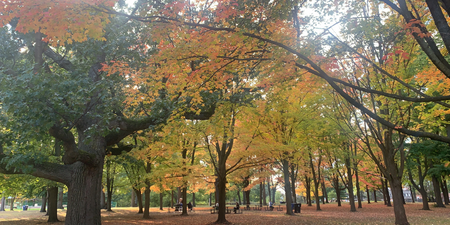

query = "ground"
[[1, 202, 449, 224]]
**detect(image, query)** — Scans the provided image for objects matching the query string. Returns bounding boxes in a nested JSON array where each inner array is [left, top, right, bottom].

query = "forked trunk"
[[65, 161, 104, 225], [418, 188, 429, 210]]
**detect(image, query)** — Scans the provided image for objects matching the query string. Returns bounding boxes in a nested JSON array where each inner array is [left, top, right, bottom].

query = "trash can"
[[22, 205, 28, 211], [294, 203, 301, 213]]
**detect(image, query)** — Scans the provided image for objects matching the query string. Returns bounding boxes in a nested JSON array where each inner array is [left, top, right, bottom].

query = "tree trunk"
[[373, 190, 377, 203], [384, 179, 392, 206], [440, 178, 449, 205], [346, 156, 356, 212], [262, 181, 267, 205], [57, 187, 64, 209], [417, 187, 429, 210], [216, 169, 228, 223], [366, 186, 370, 204], [322, 180, 328, 203], [134, 188, 143, 213], [309, 153, 321, 211], [409, 185, 415, 203], [40, 192, 47, 212], [131, 190, 136, 207], [432, 176, 445, 207], [171, 190, 174, 208], [259, 182, 263, 206], [388, 177, 409, 225], [65, 161, 104, 225], [143, 187, 150, 219], [237, 190, 241, 205], [193, 192, 196, 207], [267, 179, 272, 204], [159, 192, 163, 210], [290, 166, 297, 204], [355, 166, 362, 208], [10, 197, 15, 211], [47, 186, 59, 222], [0, 196, 5, 211], [305, 176, 312, 206], [181, 187, 188, 216], [333, 178, 342, 206], [100, 190, 106, 209], [282, 159, 294, 215]]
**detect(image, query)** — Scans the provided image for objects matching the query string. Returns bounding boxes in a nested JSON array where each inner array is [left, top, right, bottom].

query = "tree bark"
[[134, 188, 143, 213], [143, 186, 150, 219], [100, 190, 106, 209], [388, 177, 409, 225], [282, 159, 294, 215], [373, 190, 377, 203], [333, 178, 342, 206], [65, 161, 104, 225], [345, 154, 356, 212], [366, 186, 370, 204], [131, 190, 136, 207], [57, 187, 64, 209], [432, 176, 445, 207], [309, 152, 321, 211], [267, 179, 272, 204], [159, 192, 163, 210], [40, 191, 47, 212], [0, 196, 5, 211], [193, 192, 196, 207], [305, 176, 312, 206], [47, 186, 59, 222], [440, 178, 449, 205], [355, 165, 362, 208], [259, 182, 263, 206], [10, 197, 15, 211]]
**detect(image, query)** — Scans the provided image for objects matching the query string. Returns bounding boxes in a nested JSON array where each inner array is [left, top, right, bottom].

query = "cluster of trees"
[[1, 0, 450, 225]]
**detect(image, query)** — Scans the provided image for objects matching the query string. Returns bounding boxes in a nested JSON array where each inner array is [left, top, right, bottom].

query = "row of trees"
[[1, 0, 450, 225]]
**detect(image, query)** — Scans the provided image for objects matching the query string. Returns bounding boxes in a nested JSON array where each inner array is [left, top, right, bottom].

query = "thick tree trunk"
[[106, 188, 113, 211], [237, 190, 241, 205], [57, 187, 64, 209], [131, 190, 136, 207], [216, 171, 228, 223], [47, 186, 59, 222], [65, 161, 104, 225], [388, 177, 409, 225], [0, 197, 5, 211], [432, 176, 445, 207], [10, 197, 15, 211], [40, 192, 47, 212], [418, 188, 429, 210], [134, 189, 143, 213], [366, 186, 370, 204], [267, 179, 272, 204], [282, 159, 294, 215], [143, 187, 150, 219]]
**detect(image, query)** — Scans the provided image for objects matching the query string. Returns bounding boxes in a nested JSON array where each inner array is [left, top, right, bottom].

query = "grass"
[[0, 202, 449, 224]]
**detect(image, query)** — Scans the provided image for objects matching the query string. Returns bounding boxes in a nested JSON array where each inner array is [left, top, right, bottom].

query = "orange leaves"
[[0, 0, 114, 46], [404, 19, 432, 39]]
